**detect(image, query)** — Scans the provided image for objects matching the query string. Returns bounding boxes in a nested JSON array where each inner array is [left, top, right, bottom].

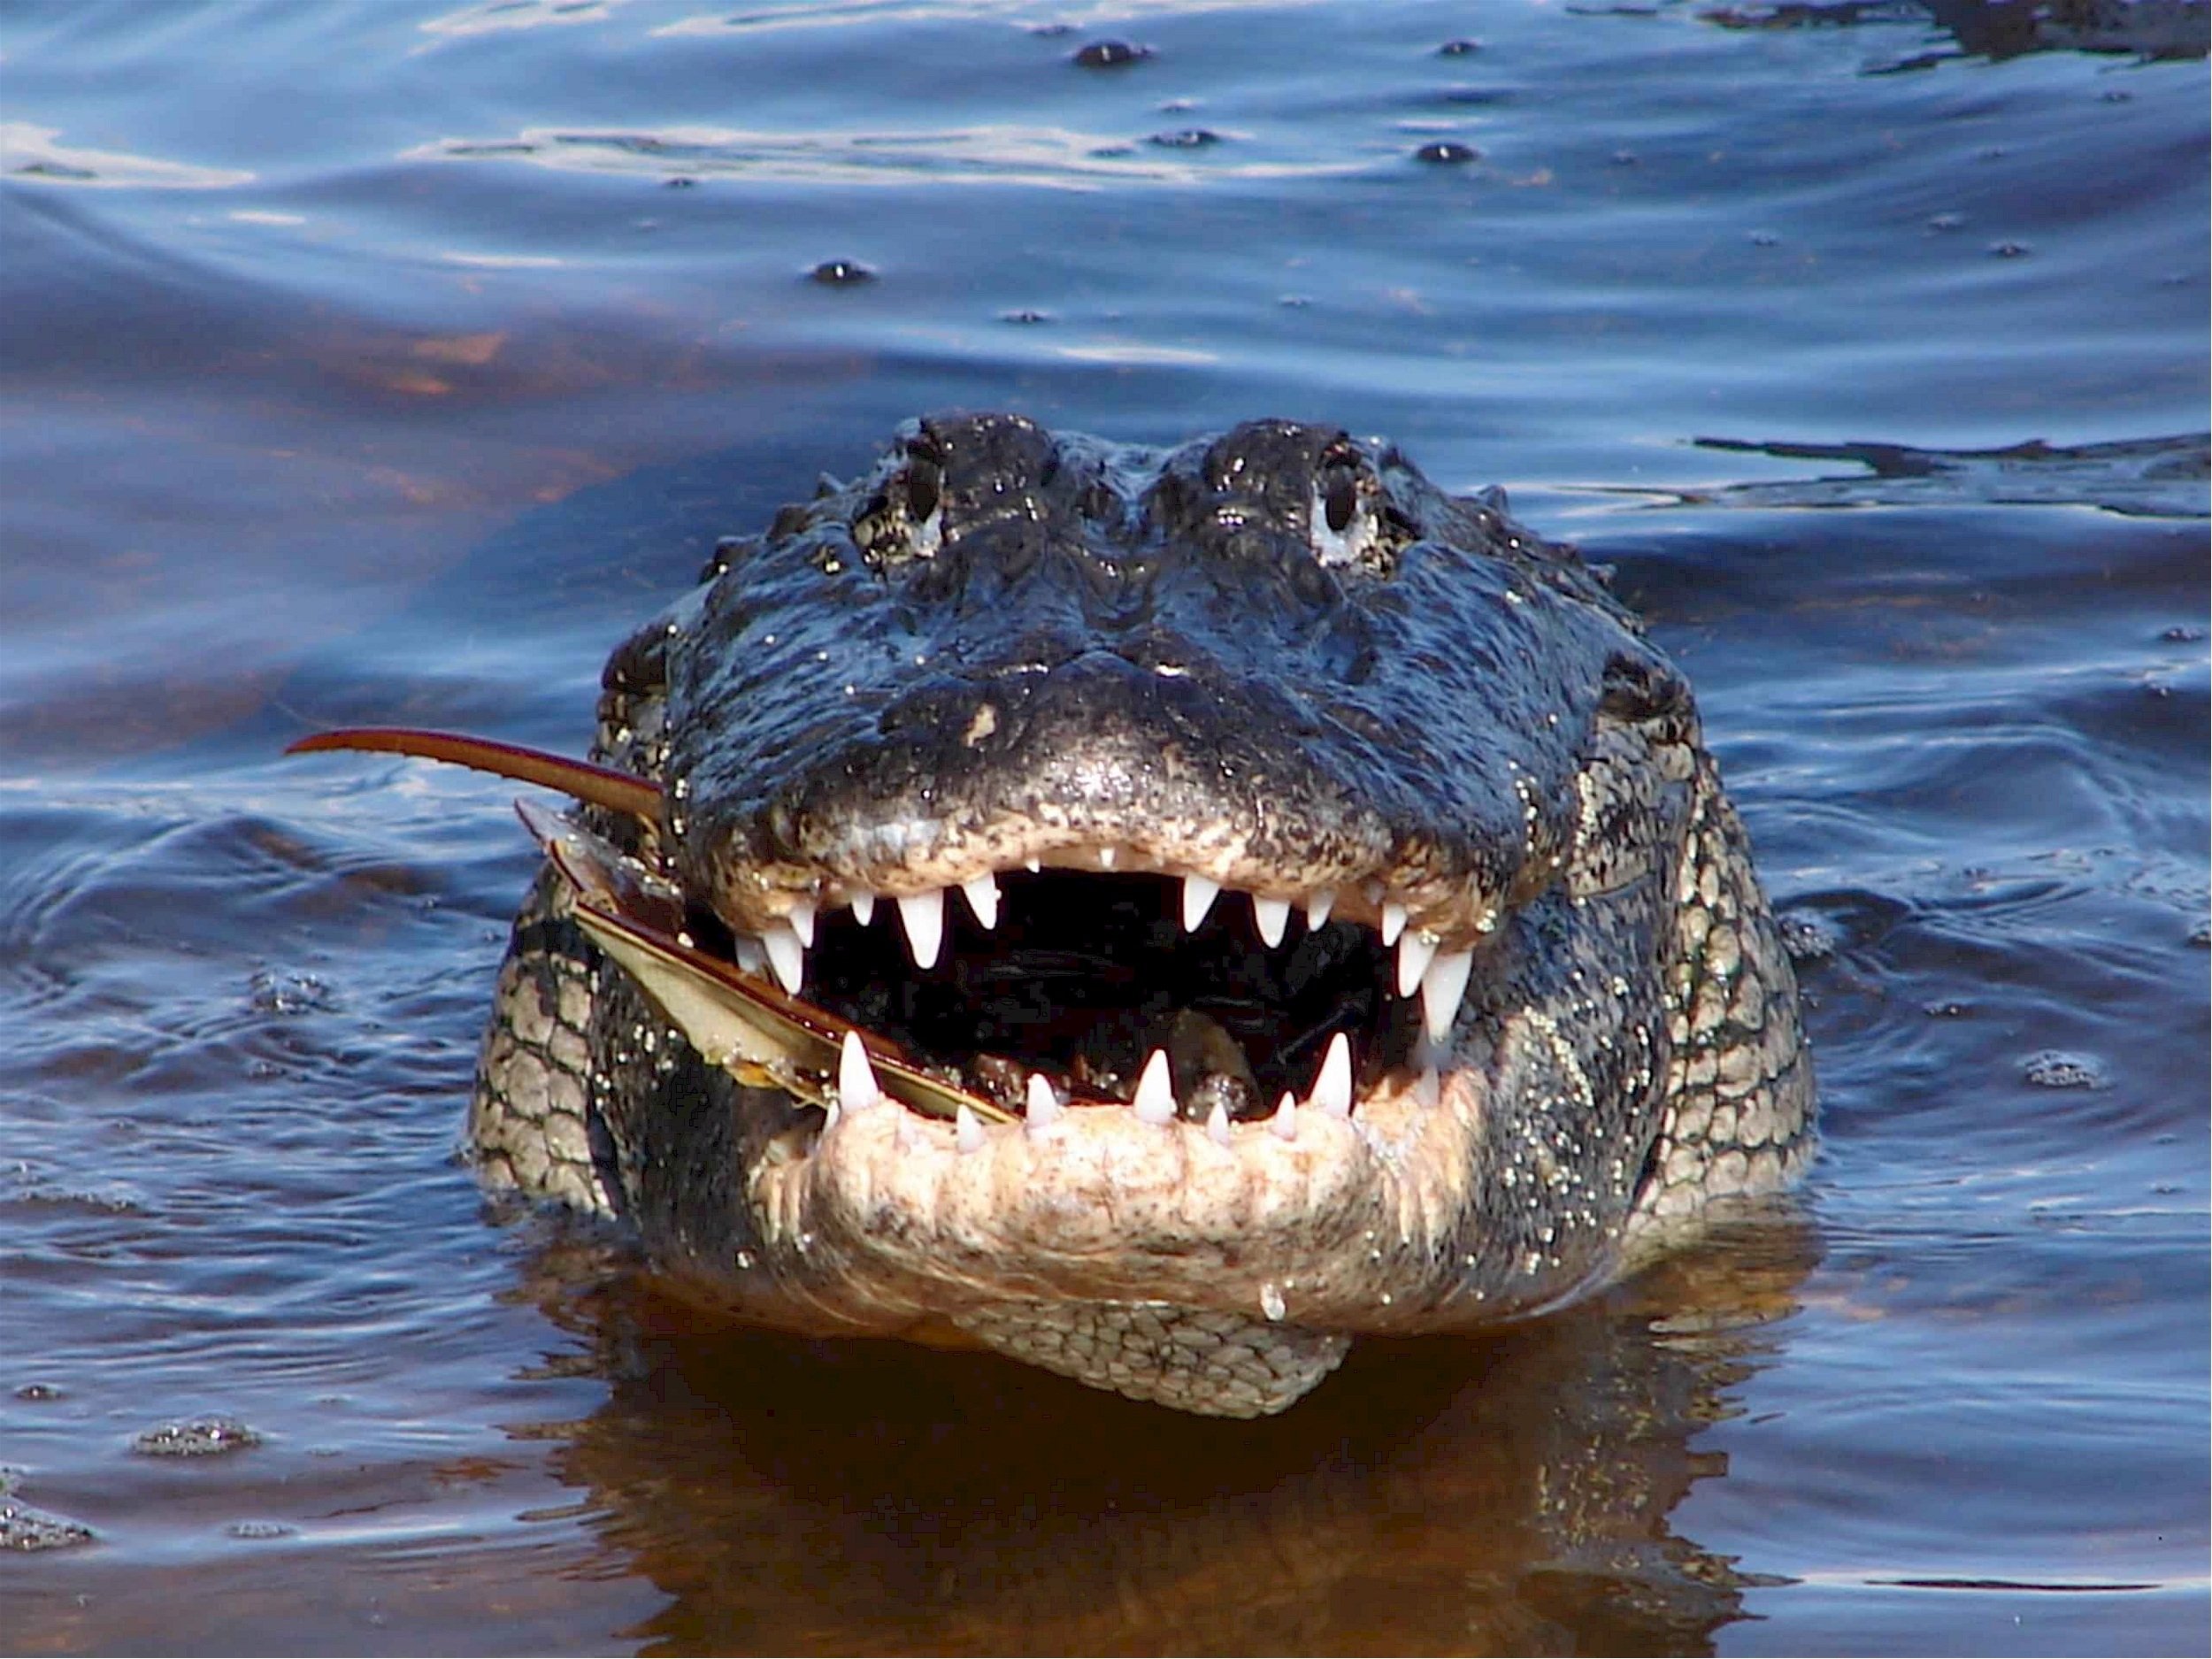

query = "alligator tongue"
[[1166, 1010, 1263, 1123]]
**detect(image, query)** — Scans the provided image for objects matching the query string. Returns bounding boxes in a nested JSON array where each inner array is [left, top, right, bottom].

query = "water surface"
[[2, 1, 2205, 1652]]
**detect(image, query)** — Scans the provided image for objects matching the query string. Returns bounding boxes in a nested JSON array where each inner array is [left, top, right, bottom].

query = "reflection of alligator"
[[434, 414, 1814, 1417], [526, 1213, 1819, 1651]]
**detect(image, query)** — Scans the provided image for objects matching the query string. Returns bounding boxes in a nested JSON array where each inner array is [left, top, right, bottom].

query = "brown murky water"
[[4, 1, 2205, 1652]]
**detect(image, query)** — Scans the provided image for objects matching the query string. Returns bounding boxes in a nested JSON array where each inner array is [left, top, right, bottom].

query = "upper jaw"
[[678, 826, 1500, 1067]]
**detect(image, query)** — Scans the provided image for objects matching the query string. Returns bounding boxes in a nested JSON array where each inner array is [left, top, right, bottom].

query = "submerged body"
[[462, 414, 1814, 1417]]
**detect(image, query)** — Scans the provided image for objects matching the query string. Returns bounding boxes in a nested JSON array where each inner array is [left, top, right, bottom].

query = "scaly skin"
[[467, 415, 1814, 1417]]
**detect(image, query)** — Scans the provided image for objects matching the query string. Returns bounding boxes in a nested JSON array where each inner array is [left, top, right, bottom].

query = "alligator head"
[[296, 412, 1813, 1417]]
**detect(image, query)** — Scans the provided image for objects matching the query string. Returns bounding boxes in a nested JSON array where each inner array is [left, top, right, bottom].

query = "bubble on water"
[[2021, 1050, 2106, 1090], [132, 1417, 264, 1457], [249, 968, 333, 1016], [0, 1500, 95, 1551], [1072, 39, 1149, 68], [1777, 911, 1841, 963], [226, 1520, 296, 1540]]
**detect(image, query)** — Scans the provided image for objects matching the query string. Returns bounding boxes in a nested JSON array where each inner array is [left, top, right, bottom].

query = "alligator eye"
[[1323, 473, 1357, 535], [907, 457, 941, 525], [1310, 466, 1372, 568], [1308, 445, 1413, 575]]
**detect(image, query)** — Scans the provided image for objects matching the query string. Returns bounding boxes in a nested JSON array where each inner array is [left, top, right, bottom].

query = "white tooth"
[[1269, 1091, 1298, 1141], [1421, 949, 1475, 1046], [1310, 1031, 1353, 1118], [1098, 846, 1118, 871], [763, 923, 805, 995], [1025, 1072, 1063, 1130], [787, 897, 816, 948], [1395, 928, 1439, 997], [1414, 1067, 1441, 1107], [838, 1029, 882, 1114], [1379, 900, 1409, 947], [733, 935, 767, 976], [955, 1102, 987, 1154], [1206, 1100, 1233, 1147], [1306, 888, 1335, 929], [823, 1100, 841, 1132], [1252, 895, 1290, 948], [849, 888, 876, 926], [1132, 1048, 1177, 1125], [1182, 873, 1220, 932], [896, 888, 945, 970], [1024, 856, 1041, 873], [960, 870, 1001, 930]]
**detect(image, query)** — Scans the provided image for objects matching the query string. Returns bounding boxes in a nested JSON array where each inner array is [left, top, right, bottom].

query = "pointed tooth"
[[1310, 1031, 1353, 1118], [762, 923, 805, 995], [955, 1102, 987, 1154], [1379, 899, 1408, 947], [838, 1029, 882, 1115], [1269, 1091, 1298, 1141], [1181, 873, 1220, 932], [733, 935, 767, 976], [849, 888, 876, 926], [1305, 887, 1335, 929], [1132, 1048, 1177, 1125], [896, 888, 945, 970], [1024, 856, 1041, 874], [823, 1099, 841, 1132], [1252, 895, 1290, 948], [1206, 1100, 1233, 1147], [787, 897, 816, 948], [1395, 929, 1439, 997], [1098, 846, 1118, 871], [1414, 1067, 1441, 1107], [960, 870, 1001, 930], [1421, 949, 1475, 1046], [1025, 1072, 1063, 1131]]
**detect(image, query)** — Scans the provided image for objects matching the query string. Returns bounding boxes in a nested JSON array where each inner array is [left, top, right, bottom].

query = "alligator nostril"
[[1078, 480, 1120, 523]]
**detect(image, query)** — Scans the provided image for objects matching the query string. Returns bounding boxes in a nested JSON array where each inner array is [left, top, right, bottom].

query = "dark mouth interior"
[[702, 872, 1421, 1121]]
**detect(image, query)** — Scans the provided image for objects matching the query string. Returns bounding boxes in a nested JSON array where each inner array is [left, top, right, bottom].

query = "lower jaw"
[[739, 1065, 1494, 1334]]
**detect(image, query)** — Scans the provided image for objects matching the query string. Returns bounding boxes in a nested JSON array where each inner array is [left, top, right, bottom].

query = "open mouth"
[[288, 727, 1484, 1142], [715, 863, 1430, 1128]]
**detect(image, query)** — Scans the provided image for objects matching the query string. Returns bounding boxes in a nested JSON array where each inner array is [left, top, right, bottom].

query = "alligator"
[[293, 412, 1814, 1417]]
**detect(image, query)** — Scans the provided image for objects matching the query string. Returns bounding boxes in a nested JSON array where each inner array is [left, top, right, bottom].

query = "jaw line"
[[743, 1066, 1492, 1335]]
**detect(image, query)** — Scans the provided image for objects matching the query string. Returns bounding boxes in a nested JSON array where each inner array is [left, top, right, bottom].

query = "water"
[[2, 1, 2204, 1651]]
